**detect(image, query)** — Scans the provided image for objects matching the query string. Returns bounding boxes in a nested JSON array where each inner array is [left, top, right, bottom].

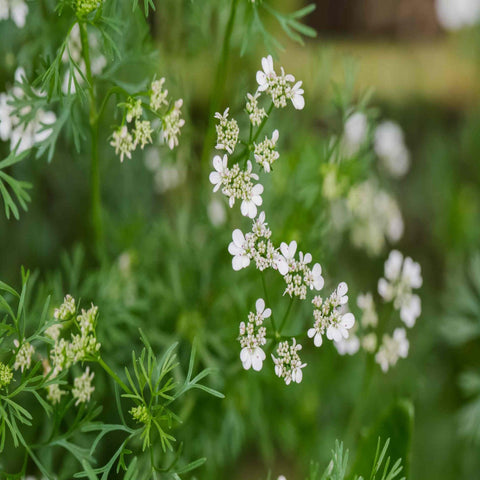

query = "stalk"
[[98, 357, 131, 394], [79, 21, 104, 256], [200, 0, 239, 166]]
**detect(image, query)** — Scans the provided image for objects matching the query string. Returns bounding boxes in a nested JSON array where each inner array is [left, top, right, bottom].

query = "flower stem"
[[278, 296, 295, 334], [260, 271, 277, 334], [98, 357, 130, 394], [200, 0, 239, 167], [79, 21, 104, 257]]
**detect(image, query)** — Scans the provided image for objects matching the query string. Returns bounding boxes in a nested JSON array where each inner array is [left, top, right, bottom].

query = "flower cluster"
[[378, 250, 422, 327], [228, 212, 281, 271], [0, 0, 28, 28], [110, 78, 185, 161], [238, 298, 270, 371], [44, 296, 101, 405], [246, 92, 266, 126], [278, 241, 324, 299], [374, 121, 410, 178], [215, 108, 239, 154], [375, 328, 409, 372], [346, 179, 404, 256], [75, 0, 101, 16], [72, 367, 95, 405], [308, 283, 355, 347], [13, 340, 34, 373], [256, 55, 305, 110], [254, 129, 279, 172], [357, 292, 378, 328], [272, 339, 306, 385], [0, 68, 56, 153], [343, 112, 368, 156], [210, 156, 263, 218], [130, 404, 149, 424], [0, 363, 13, 389]]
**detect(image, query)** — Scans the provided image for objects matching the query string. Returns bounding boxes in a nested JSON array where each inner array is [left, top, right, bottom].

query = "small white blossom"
[[256, 55, 304, 110], [278, 241, 324, 299], [357, 292, 378, 328], [13, 340, 34, 372], [126, 97, 142, 123], [47, 383, 65, 404], [254, 129, 279, 172], [362, 332, 378, 353], [54, 294, 76, 321], [150, 78, 168, 111], [308, 283, 355, 346], [161, 99, 185, 150], [238, 298, 270, 371], [334, 334, 360, 356], [378, 250, 422, 327], [215, 108, 239, 154], [45, 323, 62, 341], [343, 112, 368, 155], [271, 338, 306, 385], [228, 229, 251, 271], [375, 328, 409, 372], [72, 367, 95, 406], [133, 119, 153, 149], [374, 121, 410, 178], [0, 0, 28, 28], [110, 126, 135, 162], [246, 91, 266, 126]]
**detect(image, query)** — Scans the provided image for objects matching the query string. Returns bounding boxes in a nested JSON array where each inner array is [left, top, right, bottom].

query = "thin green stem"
[[79, 21, 104, 256], [200, 0, 239, 166], [260, 271, 277, 334], [98, 357, 131, 394], [278, 296, 295, 334]]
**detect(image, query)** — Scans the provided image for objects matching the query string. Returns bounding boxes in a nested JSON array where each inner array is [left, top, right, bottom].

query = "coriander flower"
[[0, 363, 13, 389], [215, 108, 239, 154], [357, 292, 378, 328], [54, 294, 76, 321], [209, 154, 229, 192], [374, 121, 410, 178], [110, 126, 135, 162], [375, 328, 409, 372], [378, 250, 422, 327], [126, 97, 142, 123], [47, 383, 65, 405], [246, 92, 266, 126], [238, 298, 270, 371], [13, 339, 34, 373], [343, 112, 368, 155], [150, 78, 168, 111], [334, 334, 360, 356], [256, 55, 304, 110], [308, 283, 355, 347], [228, 229, 251, 271], [76, 0, 101, 16], [133, 120, 153, 149], [254, 129, 279, 172], [272, 338, 306, 385], [362, 332, 378, 353], [161, 98, 185, 150], [72, 367, 95, 406], [130, 404, 149, 424], [207, 198, 227, 227]]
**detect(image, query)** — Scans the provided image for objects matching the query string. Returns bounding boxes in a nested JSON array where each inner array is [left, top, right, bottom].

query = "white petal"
[[307, 328, 316, 338], [256, 298, 265, 314], [232, 229, 244, 247], [314, 333, 323, 347], [337, 282, 348, 296], [342, 313, 355, 329]]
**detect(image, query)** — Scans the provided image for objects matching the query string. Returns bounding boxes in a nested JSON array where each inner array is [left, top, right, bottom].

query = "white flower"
[[334, 334, 360, 356], [13, 340, 34, 372], [215, 108, 239, 154], [256, 55, 276, 92], [272, 338, 306, 385], [161, 98, 185, 150], [240, 182, 263, 219], [435, 0, 480, 31], [378, 251, 422, 326], [375, 328, 409, 372], [246, 91, 267, 126], [72, 367, 95, 406], [209, 154, 229, 192], [238, 298, 270, 371], [309, 283, 355, 347], [374, 121, 410, 178], [357, 292, 378, 328], [254, 129, 279, 172], [311, 263, 324, 291], [150, 78, 168, 111], [362, 332, 377, 353], [54, 294, 76, 321], [207, 198, 227, 227], [133, 120, 153, 149], [228, 229, 251, 271], [343, 112, 368, 155], [0, 0, 28, 28], [288, 81, 305, 110], [110, 126, 135, 162]]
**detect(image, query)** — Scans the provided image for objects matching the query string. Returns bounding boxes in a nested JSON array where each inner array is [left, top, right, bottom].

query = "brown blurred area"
[[309, 0, 441, 38]]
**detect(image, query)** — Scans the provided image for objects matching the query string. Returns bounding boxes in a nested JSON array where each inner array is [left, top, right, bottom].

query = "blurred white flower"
[[374, 121, 410, 178], [375, 328, 409, 372], [343, 112, 368, 155], [436, 0, 480, 30], [161, 99, 185, 150], [334, 334, 360, 356], [207, 198, 227, 227], [357, 292, 378, 328], [378, 250, 422, 327], [0, 0, 28, 28]]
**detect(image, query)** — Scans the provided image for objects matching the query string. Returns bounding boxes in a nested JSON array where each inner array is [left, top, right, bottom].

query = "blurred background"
[[1, 0, 480, 479]]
